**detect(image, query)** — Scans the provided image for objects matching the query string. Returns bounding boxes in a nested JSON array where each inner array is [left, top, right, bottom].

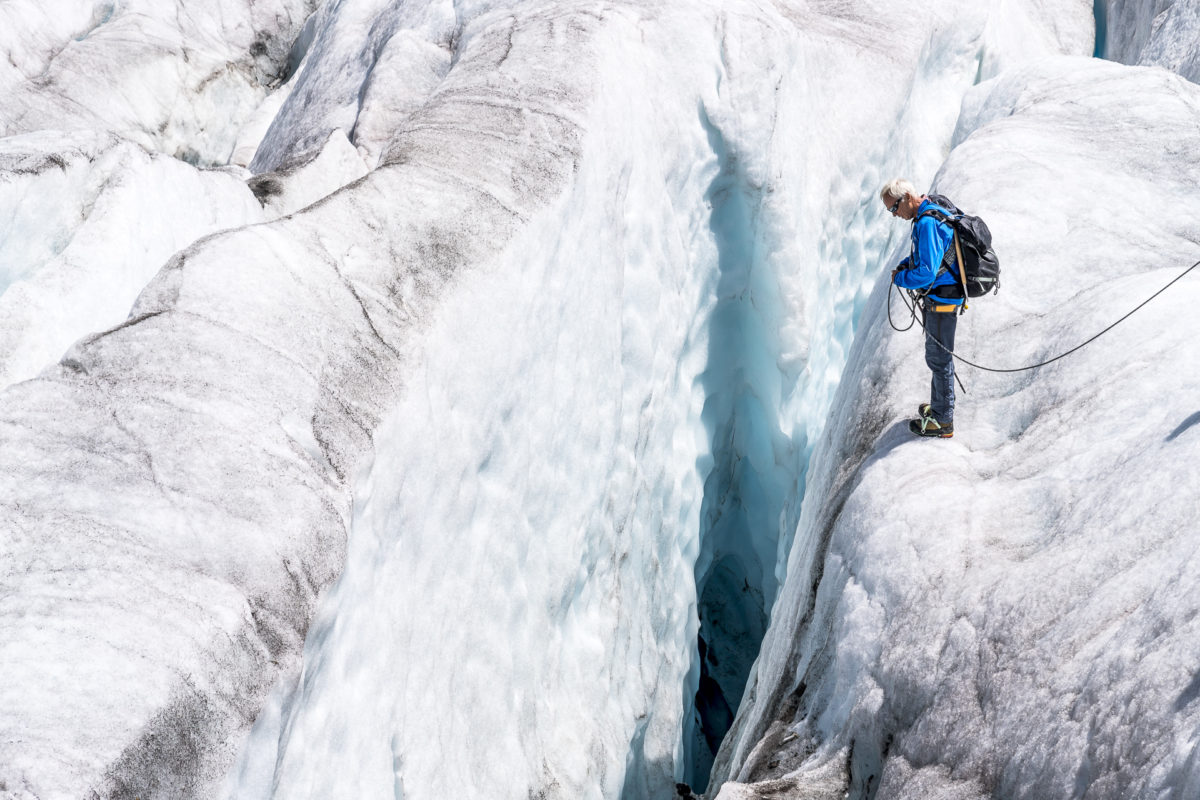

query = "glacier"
[[1100, 0, 1200, 82], [2, 0, 1198, 799], [712, 54, 1200, 800]]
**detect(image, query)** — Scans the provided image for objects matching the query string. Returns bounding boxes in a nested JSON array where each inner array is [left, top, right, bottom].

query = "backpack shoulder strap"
[[926, 193, 963, 215], [916, 206, 962, 280], [917, 206, 957, 224]]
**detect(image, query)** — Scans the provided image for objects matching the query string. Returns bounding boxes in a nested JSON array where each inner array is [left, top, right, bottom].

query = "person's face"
[[884, 193, 917, 221]]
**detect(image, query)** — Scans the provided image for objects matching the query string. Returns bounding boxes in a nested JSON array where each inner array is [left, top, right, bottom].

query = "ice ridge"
[[0, 2, 593, 796]]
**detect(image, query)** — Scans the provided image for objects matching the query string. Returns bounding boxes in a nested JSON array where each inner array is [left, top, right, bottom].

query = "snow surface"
[[712, 57, 1200, 800], [1100, 0, 1200, 83]]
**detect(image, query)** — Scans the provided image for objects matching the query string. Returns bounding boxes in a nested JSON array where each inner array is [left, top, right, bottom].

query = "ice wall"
[[1099, 0, 1200, 82], [712, 56, 1200, 800], [0, 0, 1110, 798]]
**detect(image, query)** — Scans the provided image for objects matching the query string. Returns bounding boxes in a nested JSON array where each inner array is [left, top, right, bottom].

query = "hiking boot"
[[910, 413, 953, 438], [918, 403, 932, 419]]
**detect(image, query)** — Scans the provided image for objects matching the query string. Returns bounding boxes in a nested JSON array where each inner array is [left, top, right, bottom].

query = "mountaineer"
[[881, 178, 961, 438]]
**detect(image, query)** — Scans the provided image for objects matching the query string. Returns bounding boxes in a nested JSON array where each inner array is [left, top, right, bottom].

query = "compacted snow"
[[6, 1, 1199, 799]]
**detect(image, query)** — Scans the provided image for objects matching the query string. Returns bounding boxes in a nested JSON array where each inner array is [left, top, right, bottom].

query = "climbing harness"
[[887, 255, 1200, 377]]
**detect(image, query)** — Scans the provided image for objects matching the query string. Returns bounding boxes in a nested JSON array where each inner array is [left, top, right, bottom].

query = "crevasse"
[[0, 3, 1118, 799], [683, 108, 802, 791], [1093, 0, 1108, 58]]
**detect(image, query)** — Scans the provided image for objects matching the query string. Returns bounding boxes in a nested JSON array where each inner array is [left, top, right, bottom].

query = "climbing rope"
[[887, 255, 1200, 374]]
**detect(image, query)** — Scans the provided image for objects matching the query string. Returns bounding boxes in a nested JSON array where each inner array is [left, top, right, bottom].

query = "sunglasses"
[[887, 197, 902, 214]]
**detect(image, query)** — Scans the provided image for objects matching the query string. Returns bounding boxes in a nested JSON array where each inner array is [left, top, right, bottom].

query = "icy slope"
[[711, 58, 1200, 800], [1100, 0, 1200, 83], [0, 0, 317, 164], [0, 1, 1095, 799], [0, 3, 591, 796], [0, 132, 264, 389]]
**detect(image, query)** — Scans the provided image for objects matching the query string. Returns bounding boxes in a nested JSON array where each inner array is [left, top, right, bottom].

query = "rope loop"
[[887, 256, 1200, 374]]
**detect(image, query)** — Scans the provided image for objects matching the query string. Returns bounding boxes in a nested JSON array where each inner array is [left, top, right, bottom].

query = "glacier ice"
[[221, 2, 1098, 797], [0, 131, 265, 389], [246, 0, 456, 173], [1099, 0, 1200, 83], [713, 56, 1200, 800], [0, 0, 592, 794], [7, 0, 1200, 798], [0, 0, 317, 164], [247, 129, 369, 219]]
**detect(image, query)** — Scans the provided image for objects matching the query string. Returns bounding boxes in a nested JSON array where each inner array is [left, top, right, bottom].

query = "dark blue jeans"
[[923, 305, 958, 424]]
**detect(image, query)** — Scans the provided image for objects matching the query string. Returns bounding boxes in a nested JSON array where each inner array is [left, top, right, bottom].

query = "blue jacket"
[[892, 198, 963, 305]]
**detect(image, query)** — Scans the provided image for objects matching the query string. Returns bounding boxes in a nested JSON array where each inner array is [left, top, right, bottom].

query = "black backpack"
[[919, 193, 1000, 298]]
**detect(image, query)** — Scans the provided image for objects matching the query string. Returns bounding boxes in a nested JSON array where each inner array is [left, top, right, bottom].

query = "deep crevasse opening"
[[675, 69, 916, 784], [686, 112, 787, 786], [674, 83, 924, 790], [681, 110, 804, 791], [222, 9, 970, 796]]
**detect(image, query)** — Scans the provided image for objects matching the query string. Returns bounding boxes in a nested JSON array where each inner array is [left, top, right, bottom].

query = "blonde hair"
[[880, 178, 918, 203]]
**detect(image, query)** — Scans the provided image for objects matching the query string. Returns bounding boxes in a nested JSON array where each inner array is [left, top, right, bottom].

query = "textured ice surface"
[[0, 131, 264, 388], [0, 0, 1160, 798], [0, 0, 317, 164], [0, 6, 585, 798], [247, 0, 456, 172], [1100, 0, 1200, 83], [220, 1, 1094, 798], [712, 58, 1200, 800], [247, 129, 369, 219]]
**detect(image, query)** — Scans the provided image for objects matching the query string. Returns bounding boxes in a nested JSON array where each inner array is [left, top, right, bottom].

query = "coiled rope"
[[887, 256, 1200, 374]]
